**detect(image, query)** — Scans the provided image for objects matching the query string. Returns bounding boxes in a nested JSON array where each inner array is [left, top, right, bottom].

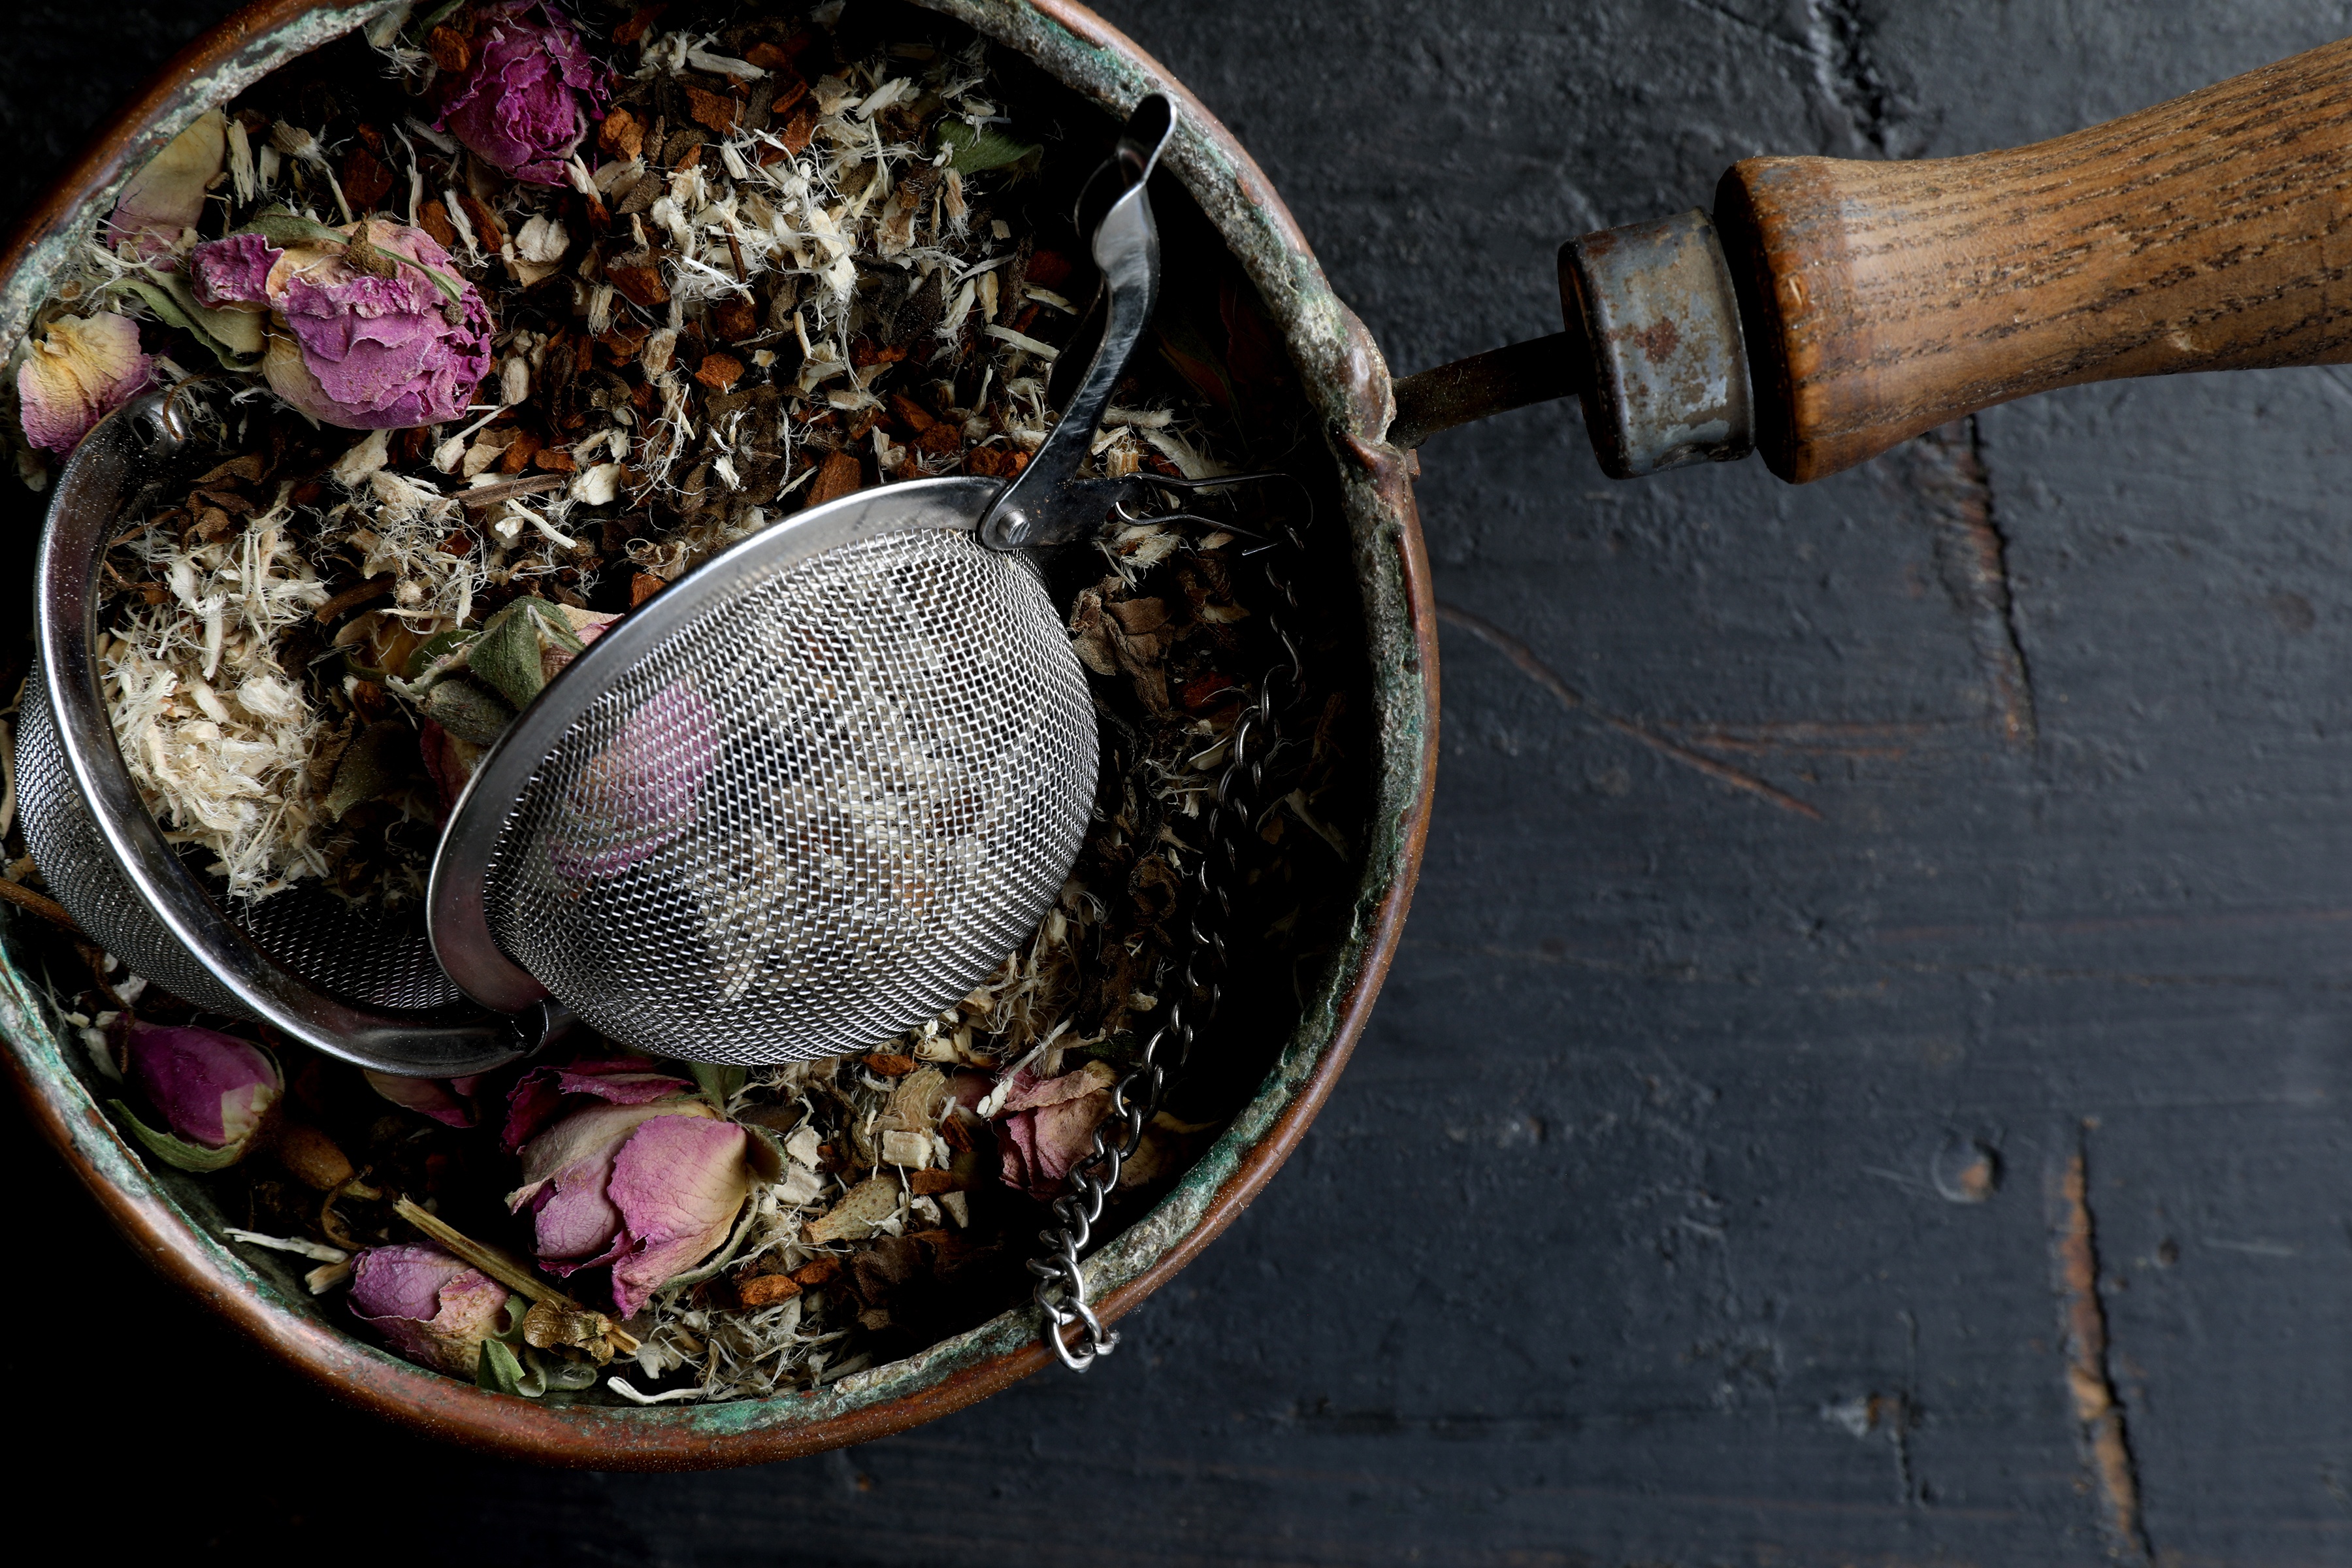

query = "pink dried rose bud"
[[108, 109, 227, 262], [992, 1059, 1120, 1201], [17, 312, 155, 455], [437, 1, 610, 186], [503, 1063, 761, 1316], [188, 218, 493, 429], [110, 1021, 280, 1172], [551, 681, 720, 883], [350, 1244, 514, 1377]]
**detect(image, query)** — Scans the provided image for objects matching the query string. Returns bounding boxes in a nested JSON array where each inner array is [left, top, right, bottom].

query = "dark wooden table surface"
[[7, 3, 2347, 1563]]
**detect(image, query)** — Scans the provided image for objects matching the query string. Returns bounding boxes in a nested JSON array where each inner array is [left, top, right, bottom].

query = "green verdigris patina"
[[0, 0, 1434, 1463]]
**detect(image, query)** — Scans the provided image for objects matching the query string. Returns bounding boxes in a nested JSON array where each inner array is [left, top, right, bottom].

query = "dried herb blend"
[[5, 0, 1352, 1403]]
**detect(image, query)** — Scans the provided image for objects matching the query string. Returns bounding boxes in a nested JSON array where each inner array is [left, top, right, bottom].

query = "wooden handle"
[[1714, 36, 2352, 484]]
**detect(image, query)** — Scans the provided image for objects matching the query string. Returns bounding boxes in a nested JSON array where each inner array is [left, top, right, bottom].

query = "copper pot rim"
[[0, 0, 1440, 1469]]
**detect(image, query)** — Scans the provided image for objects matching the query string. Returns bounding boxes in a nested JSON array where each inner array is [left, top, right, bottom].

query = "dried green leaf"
[[243, 207, 350, 249], [109, 1099, 248, 1172], [400, 629, 476, 685], [468, 598, 579, 711], [685, 1059, 747, 1110], [542, 1356, 600, 1392], [934, 120, 1042, 176], [417, 678, 516, 746], [476, 1335, 525, 1394], [325, 719, 421, 821], [102, 274, 264, 371]]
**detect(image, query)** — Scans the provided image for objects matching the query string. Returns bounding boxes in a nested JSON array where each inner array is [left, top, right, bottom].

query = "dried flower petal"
[[605, 1115, 757, 1315], [17, 312, 154, 455], [110, 110, 227, 261], [363, 1069, 486, 1128], [994, 1060, 1119, 1200], [500, 1053, 699, 1150], [188, 231, 279, 309]]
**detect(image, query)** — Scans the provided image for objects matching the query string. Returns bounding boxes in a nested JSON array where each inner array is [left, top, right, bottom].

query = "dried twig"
[[455, 473, 568, 508], [392, 1195, 640, 1354], [0, 877, 82, 935]]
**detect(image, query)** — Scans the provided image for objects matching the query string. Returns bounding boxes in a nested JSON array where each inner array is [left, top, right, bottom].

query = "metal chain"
[[1028, 518, 1309, 1370]]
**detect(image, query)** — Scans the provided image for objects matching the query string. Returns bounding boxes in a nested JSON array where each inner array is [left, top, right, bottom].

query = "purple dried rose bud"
[[437, 1, 610, 186], [18, 312, 155, 455], [551, 681, 721, 883], [503, 1064, 759, 1316], [992, 1060, 1119, 1201], [186, 218, 493, 429], [110, 1021, 280, 1172], [350, 1244, 514, 1377]]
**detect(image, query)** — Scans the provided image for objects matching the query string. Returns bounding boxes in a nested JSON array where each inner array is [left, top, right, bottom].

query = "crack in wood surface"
[[1910, 419, 2038, 748], [2050, 1126, 2153, 1561], [1805, 0, 1910, 155], [1435, 602, 1823, 820], [1658, 718, 1960, 762]]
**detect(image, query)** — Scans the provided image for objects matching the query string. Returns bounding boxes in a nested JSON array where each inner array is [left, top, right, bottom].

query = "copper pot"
[[0, 0, 1436, 1467]]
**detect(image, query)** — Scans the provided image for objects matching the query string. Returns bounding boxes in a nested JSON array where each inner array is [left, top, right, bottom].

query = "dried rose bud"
[[992, 1060, 1120, 1201], [17, 312, 154, 455], [436, 1, 610, 186], [550, 681, 721, 883], [504, 1065, 760, 1316], [349, 1244, 514, 1377], [188, 218, 492, 429], [110, 1021, 280, 1172], [108, 109, 227, 262]]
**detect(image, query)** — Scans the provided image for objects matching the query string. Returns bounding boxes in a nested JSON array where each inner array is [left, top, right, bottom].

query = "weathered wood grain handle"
[[1713, 35, 2352, 484]]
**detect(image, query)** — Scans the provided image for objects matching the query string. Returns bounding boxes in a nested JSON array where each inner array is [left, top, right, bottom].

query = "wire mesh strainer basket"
[[433, 485, 1098, 1064]]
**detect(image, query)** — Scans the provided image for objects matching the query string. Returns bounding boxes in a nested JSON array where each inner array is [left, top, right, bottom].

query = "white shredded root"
[[103, 488, 334, 899]]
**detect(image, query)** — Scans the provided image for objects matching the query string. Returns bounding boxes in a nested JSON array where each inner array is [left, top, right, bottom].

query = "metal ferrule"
[[1559, 208, 1756, 479]]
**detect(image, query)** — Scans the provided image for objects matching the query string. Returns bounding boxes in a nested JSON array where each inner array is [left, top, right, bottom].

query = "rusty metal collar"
[[1558, 208, 1755, 478]]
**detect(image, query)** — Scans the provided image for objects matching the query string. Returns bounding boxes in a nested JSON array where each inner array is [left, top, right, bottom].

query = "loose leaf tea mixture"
[[2, 1, 1356, 1401]]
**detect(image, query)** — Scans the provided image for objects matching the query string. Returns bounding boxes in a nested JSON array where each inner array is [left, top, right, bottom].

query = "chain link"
[[1028, 517, 1309, 1370]]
